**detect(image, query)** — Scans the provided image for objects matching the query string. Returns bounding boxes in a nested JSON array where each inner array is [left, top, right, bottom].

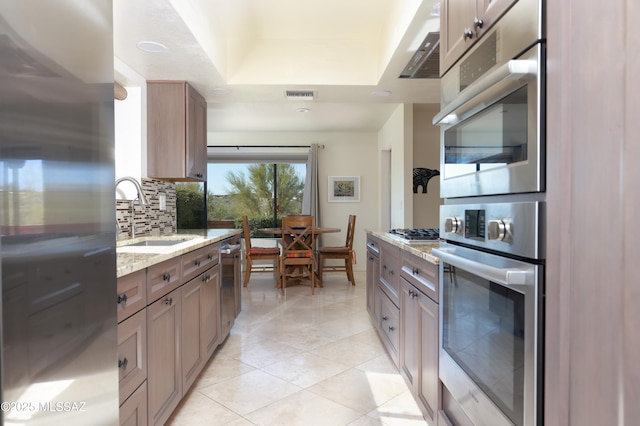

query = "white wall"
[[378, 104, 413, 228], [114, 58, 147, 200], [412, 104, 442, 228], [209, 131, 380, 272]]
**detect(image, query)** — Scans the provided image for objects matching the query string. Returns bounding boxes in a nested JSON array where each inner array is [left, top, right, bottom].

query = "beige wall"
[[378, 104, 414, 228], [412, 104, 442, 229], [209, 131, 380, 272]]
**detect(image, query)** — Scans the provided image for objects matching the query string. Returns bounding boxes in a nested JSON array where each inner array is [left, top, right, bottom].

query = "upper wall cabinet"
[[440, 0, 517, 76], [147, 81, 207, 182]]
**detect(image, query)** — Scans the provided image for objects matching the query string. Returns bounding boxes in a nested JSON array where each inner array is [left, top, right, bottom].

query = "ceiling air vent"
[[284, 90, 315, 100], [399, 32, 440, 79]]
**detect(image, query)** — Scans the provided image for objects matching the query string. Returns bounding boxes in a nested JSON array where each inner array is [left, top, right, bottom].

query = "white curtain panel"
[[302, 144, 320, 227]]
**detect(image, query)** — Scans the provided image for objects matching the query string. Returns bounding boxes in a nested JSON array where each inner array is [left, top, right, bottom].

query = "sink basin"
[[123, 239, 190, 247]]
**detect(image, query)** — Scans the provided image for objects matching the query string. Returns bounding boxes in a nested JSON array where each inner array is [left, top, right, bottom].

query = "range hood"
[[399, 32, 440, 79]]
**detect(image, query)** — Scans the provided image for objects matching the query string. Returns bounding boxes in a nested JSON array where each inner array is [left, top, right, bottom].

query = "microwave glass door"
[[443, 85, 528, 180], [442, 262, 526, 426]]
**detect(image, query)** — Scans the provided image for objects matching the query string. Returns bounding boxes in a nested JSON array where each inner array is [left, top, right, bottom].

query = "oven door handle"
[[432, 247, 532, 286], [432, 58, 537, 126]]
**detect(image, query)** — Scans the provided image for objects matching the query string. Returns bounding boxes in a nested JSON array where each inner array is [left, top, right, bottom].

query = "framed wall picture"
[[328, 176, 360, 202]]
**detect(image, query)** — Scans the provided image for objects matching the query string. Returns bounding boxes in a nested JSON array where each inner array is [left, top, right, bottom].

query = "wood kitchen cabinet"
[[203, 264, 221, 359], [369, 238, 401, 367], [147, 287, 182, 426], [366, 236, 381, 317], [440, 0, 517, 75], [399, 252, 440, 424], [379, 241, 400, 305], [181, 263, 221, 391], [118, 309, 147, 406], [147, 81, 207, 182]]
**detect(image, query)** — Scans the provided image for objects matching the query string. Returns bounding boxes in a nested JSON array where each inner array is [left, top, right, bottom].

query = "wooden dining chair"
[[280, 215, 316, 294], [318, 214, 356, 286], [242, 215, 280, 287]]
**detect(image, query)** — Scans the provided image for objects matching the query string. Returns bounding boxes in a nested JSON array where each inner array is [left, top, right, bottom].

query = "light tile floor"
[[167, 271, 428, 426]]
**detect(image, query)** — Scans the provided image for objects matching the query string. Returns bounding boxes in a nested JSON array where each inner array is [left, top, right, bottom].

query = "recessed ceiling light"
[[296, 108, 311, 113], [136, 41, 167, 53], [371, 90, 392, 97]]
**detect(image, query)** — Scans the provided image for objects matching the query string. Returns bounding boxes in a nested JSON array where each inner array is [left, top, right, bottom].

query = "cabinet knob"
[[163, 273, 171, 281], [117, 294, 128, 304], [195, 259, 201, 267], [164, 297, 173, 305], [207, 254, 213, 260], [382, 315, 389, 321], [388, 326, 395, 332], [118, 358, 128, 369], [473, 17, 484, 29], [463, 28, 474, 40], [412, 267, 419, 275]]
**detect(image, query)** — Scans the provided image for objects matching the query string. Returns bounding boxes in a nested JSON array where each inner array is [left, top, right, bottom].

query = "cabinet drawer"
[[379, 243, 400, 305], [182, 243, 220, 283], [377, 287, 400, 365], [147, 257, 182, 303], [119, 381, 148, 426], [117, 270, 147, 323], [118, 309, 147, 405], [400, 251, 439, 303]]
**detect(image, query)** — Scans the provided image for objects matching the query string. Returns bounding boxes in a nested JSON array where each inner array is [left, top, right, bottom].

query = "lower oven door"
[[432, 244, 543, 426]]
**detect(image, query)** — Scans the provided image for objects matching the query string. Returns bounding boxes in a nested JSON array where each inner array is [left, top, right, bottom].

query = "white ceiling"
[[113, 0, 441, 132]]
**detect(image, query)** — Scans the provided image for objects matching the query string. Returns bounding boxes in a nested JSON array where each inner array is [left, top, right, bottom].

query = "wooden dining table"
[[258, 226, 340, 288]]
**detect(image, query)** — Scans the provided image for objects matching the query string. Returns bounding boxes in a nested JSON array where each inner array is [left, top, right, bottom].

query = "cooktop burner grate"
[[388, 228, 440, 241]]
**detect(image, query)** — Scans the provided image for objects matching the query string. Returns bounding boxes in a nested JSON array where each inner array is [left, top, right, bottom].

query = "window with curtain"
[[206, 146, 309, 235]]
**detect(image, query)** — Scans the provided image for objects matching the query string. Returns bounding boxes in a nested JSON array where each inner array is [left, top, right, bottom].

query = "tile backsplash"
[[116, 178, 176, 240]]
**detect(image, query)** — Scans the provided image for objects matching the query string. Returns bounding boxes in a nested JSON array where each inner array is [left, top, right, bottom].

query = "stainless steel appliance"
[[220, 242, 241, 340], [433, 1, 545, 425], [387, 228, 440, 242], [433, 0, 545, 199], [0, 3, 117, 424], [433, 202, 544, 426]]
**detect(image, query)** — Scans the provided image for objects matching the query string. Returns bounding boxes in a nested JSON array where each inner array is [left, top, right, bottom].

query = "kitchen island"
[[116, 228, 241, 426], [366, 230, 441, 425]]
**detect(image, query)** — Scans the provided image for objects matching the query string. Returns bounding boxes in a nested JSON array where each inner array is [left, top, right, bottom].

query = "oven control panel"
[[440, 201, 544, 260]]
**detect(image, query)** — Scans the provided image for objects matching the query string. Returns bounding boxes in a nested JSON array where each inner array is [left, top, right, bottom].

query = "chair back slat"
[[242, 215, 252, 249], [345, 214, 356, 249], [281, 215, 315, 255]]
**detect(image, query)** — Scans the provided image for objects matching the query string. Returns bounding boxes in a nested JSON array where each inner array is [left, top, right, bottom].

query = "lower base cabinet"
[[120, 381, 148, 426], [400, 279, 439, 424], [147, 287, 182, 426], [376, 284, 400, 367]]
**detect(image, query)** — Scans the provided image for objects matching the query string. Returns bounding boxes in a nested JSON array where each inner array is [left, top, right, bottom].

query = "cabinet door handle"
[[388, 326, 395, 332], [473, 17, 484, 29], [164, 297, 173, 305], [117, 294, 128, 304], [369, 256, 374, 261], [463, 28, 474, 40], [412, 267, 419, 275], [207, 254, 213, 260], [195, 260, 201, 267], [118, 358, 128, 368], [389, 270, 394, 276], [383, 265, 387, 270], [382, 315, 389, 321], [163, 273, 171, 281]]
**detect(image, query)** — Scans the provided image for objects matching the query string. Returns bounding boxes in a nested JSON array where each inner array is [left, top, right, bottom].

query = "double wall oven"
[[432, 1, 545, 425]]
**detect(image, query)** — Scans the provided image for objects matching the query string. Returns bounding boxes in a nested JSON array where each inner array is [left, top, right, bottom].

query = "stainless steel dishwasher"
[[219, 241, 241, 341]]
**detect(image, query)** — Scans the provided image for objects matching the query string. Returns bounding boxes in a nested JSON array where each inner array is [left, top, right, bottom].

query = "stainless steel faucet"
[[115, 176, 150, 239]]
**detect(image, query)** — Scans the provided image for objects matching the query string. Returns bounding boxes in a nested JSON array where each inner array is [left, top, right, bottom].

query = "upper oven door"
[[434, 42, 545, 199]]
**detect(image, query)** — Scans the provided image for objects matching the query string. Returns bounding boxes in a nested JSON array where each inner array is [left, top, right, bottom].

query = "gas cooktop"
[[387, 228, 440, 242]]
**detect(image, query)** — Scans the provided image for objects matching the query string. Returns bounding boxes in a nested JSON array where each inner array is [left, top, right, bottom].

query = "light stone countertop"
[[116, 229, 242, 278], [366, 230, 441, 265]]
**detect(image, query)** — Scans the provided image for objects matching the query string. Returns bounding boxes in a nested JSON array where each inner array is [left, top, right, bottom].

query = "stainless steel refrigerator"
[[1, 2, 118, 425]]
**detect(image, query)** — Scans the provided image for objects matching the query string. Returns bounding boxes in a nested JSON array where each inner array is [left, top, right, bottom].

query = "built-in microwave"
[[433, 2, 545, 199]]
